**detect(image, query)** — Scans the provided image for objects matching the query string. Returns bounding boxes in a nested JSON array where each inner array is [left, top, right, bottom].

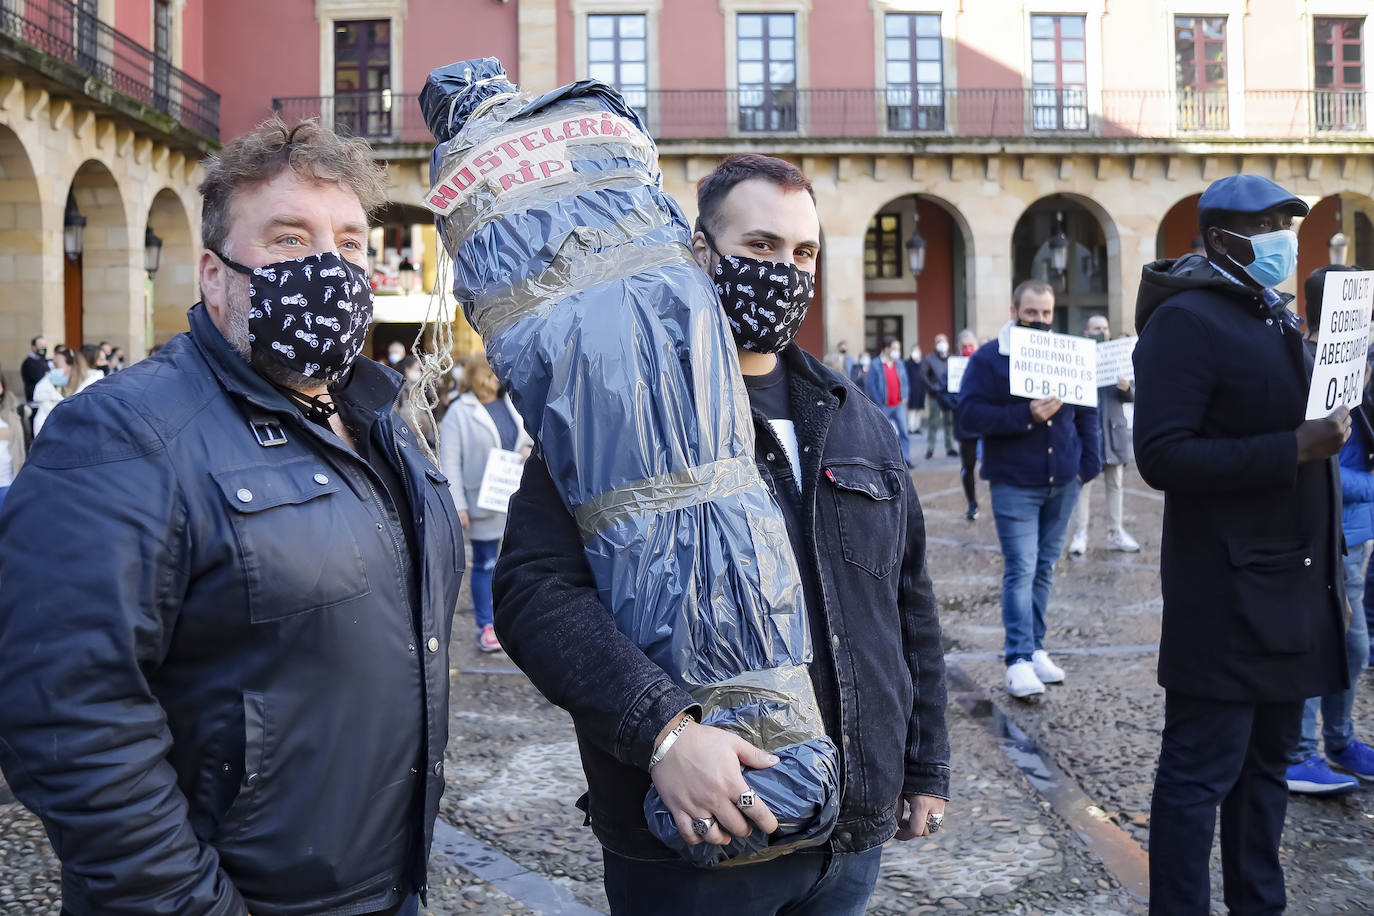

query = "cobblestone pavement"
[[3, 445, 1373, 914]]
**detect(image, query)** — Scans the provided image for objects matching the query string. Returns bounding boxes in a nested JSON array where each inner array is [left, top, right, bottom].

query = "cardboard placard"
[[945, 356, 969, 395], [1008, 326, 1098, 408], [1306, 270, 1374, 420], [475, 447, 526, 513], [1095, 337, 1137, 385]]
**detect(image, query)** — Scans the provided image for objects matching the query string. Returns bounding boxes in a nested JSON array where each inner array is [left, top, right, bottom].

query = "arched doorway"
[[0, 125, 44, 368], [65, 160, 133, 351], [1156, 194, 1203, 259], [148, 188, 196, 346], [1297, 193, 1374, 317], [1011, 194, 1114, 335], [861, 194, 969, 358]]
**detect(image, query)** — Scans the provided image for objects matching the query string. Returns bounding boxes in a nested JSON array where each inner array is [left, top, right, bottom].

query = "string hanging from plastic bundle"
[[403, 243, 459, 467]]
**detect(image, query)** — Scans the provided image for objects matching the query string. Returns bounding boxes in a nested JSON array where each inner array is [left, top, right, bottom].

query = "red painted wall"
[[181, 0, 204, 83], [1298, 196, 1342, 321], [557, 0, 575, 86], [915, 198, 956, 347], [205, 2, 320, 140], [114, 0, 150, 47], [404, 0, 518, 90], [1157, 194, 1200, 260], [809, 0, 872, 88], [660, 2, 725, 89]]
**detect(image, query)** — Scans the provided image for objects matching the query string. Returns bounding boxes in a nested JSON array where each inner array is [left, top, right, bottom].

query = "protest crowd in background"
[[0, 59, 1373, 916]]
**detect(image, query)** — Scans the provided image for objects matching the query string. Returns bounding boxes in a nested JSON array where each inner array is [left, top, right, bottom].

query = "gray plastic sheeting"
[[421, 58, 838, 866]]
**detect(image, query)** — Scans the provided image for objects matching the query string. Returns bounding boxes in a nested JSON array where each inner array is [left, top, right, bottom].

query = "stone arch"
[[1156, 193, 1203, 259], [1010, 192, 1120, 334], [1297, 192, 1374, 317], [65, 159, 136, 352], [148, 187, 196, 345], [861, 192, 975, 357], [0, 124, 44, 375]]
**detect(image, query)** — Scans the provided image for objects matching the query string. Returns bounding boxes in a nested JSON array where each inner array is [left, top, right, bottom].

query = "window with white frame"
[[884, 13, 943, 132], [1030, 14, 1087, 131], [588, 13, 649, 125], [737, 13, 797, 132], [1314, 17, 1365, 131], [1174, 15, 1228, 131]]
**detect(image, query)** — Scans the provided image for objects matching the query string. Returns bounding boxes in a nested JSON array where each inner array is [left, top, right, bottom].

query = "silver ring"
[[926, 812, 944, 834], [691, 816, 715, 836], [736, 790, 756, 809]]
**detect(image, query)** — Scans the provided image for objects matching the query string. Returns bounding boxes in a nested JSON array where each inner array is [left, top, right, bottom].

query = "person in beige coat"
[[439, 355, 532, 652]]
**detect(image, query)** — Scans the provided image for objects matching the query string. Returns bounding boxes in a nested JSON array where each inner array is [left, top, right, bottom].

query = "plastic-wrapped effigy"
[[421, 58, 838, 866]]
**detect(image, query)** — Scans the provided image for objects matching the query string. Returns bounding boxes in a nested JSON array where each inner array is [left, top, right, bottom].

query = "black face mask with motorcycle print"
[[703, 230, 816, 354], [215, 250, 374, 385]]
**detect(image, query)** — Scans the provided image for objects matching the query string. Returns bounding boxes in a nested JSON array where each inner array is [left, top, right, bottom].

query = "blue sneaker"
[[1286, 756, 1359, 794], [1328, 740, 1374, 782]]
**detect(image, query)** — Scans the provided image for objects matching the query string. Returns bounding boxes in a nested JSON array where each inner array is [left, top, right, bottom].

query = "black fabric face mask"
[[1017, 320, 1053, 333], [703, 231, 815, 354], [215, 250, 374, 385]]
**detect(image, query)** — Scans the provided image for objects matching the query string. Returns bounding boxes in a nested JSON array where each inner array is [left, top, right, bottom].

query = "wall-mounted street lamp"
[[1048, 211, 1069, 276], [1329, 232, 1349, 266], [144, 227, 163, 277], [64, 194, 86, 261], [905, 217, 926, 279]]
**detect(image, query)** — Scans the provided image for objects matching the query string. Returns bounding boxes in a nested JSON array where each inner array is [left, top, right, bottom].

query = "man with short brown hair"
[[0, 118, 463, 915], [956, 280, 1101, 698]]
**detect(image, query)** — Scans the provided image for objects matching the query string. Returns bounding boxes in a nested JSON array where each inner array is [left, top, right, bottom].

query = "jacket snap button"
[[1047, 420, 1053, 427], [1048, 447, 1054, 454], [236, 488, 253, 503], [434, 761, 444, 776], [1304, 557, 1312, 566], [831, 634, 840, 648], [427, 636, 440, 652], [402, 427, 409, 434], [1266, 318, 1274, 325], [766, 453, 776, 462], [313, 473, 329, 485], [803, 445, 810, 453]]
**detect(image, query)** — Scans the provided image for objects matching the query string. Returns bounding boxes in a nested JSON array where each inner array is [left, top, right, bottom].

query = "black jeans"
[[959, 438, 978, 505], [1148, 692, 1302, 915], [603, 846, 883, 916]]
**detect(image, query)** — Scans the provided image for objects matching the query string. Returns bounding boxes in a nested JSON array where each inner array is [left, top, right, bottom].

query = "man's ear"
[[690, 230, 712, 272]]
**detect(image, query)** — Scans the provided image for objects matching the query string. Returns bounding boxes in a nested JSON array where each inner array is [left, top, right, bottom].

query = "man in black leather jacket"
[[494, 154, 949, 915], [0, 119, 463, 916]]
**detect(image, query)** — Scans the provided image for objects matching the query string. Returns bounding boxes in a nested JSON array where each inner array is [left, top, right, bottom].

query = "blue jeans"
[[881, 404, 911, 462], [470, 538, 500, 630], [990, 480, 1082, 665], [602, 847, 882, 916], [1294, 540, 1371, 760]]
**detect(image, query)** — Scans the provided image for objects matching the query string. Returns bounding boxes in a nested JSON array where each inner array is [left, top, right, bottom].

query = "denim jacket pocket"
[[826, 462, 904, 578]]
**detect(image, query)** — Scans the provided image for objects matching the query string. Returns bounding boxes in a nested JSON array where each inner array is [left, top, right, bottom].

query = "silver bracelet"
[[649, 713, 695, 769]]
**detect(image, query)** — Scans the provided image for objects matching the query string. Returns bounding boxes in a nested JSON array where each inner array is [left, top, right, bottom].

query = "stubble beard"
[[223, 274, 328, 393]]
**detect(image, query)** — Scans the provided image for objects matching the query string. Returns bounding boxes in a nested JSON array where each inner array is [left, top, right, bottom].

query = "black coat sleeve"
[[1133, 306, 1298, 493], [0, 393, 247, 915], [899, 483, 951, 799], [493, 452, 699, 769]]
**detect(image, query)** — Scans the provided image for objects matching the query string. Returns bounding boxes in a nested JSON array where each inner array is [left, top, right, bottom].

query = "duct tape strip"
[[573, 455, 756, 540], [471, 237, 698, 340]]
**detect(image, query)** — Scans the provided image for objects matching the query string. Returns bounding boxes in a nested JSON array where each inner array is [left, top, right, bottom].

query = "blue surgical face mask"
[[1224, 228, 1298, 289], [48, 370, 68, 388]]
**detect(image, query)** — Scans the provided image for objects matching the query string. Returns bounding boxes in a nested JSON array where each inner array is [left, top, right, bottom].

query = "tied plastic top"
[[418, 57, 520, 143]]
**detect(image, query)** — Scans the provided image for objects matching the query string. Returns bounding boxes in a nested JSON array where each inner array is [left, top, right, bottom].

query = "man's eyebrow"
[[338, 221, 368, 236], [740, 228, 820, 249], [262, 215, 313, 233]]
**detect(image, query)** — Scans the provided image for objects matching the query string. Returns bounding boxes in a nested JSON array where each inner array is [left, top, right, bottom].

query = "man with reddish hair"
[[495, 154, 950, 914]]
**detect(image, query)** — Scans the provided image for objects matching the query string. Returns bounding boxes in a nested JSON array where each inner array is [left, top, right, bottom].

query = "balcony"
[[0, 0, 219, 142], [273, 87, 1373, 151]]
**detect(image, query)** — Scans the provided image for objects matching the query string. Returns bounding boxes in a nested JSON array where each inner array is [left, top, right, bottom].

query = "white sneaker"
[[1107, 529, 1141, 553], [1006, 660, 1045, 698], [1031, 649, 1065, 684], [1068, 531, 1087, 556]]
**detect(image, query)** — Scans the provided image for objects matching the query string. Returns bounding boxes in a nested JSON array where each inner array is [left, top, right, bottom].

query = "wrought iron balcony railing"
[[0, 0, 219, 140], [272, 87, 1372, 147]]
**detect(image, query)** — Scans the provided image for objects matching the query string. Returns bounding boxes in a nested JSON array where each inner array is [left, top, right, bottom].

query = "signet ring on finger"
[[736, 790, 757, 809], [691, 816, 715, 836], [926, 812, 944, 834]]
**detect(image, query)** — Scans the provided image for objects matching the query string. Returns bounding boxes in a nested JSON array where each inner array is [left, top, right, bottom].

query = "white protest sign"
[[1009, 326, 1098, 408], [1095, 337, 1137, 385], [1306, 270, 1374, 420], [476, 448, 526, 513], [946, 356, 969, 394]]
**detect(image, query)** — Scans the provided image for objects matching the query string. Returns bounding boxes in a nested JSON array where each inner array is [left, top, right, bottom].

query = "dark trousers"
[[959, 438, 978, 505], [603, 846, 882, 916], [1148, 692, 1302, 915]]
